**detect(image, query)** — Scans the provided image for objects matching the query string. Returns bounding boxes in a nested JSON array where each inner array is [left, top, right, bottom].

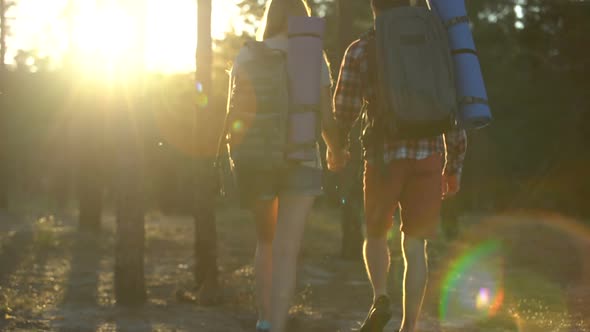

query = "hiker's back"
[[368, 2, 457, 140], [226, 36, 331, 171], [227, 40, 291, 170]]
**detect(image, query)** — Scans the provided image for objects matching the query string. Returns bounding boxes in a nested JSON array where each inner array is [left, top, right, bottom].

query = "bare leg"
[[400, 233, 428, 332], [269, 194, 315, 332], [253, 198, 278, 323], [359, 161, 403, 331], [363, 162, 402, 302], [363, 195, 395, 301], [360, 219, 394, 332], [363, 235, 391, 300]]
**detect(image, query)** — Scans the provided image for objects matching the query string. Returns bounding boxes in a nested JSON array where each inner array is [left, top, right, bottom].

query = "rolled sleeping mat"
[[430, 0, 492, 129], [287, 16, 326, 161]]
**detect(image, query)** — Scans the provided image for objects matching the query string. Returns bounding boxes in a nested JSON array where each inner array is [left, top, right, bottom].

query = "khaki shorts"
[[234, 163, 323, 208], [364, 154, 443, 239]]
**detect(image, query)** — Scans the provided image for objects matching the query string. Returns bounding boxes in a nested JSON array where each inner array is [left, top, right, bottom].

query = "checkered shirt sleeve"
[[333, 40, 365, 136]]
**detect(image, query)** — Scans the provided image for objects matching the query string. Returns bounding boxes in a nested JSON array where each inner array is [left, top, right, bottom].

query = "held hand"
[[327, 148, 350, 172], [442, 173, 460, 200]]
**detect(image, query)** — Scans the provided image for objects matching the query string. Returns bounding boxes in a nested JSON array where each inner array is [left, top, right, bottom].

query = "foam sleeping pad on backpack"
[[430, 0, 492, 129], [287, 16, 325, 161]]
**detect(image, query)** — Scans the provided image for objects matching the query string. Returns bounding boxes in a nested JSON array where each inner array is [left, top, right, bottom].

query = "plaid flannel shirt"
[[333, 37, 467, 176]]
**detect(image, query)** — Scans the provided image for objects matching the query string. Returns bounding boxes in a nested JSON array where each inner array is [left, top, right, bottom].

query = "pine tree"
[[193, 0, 220, 305], [0, 0, 15, 211], [114, 0, 147, 306]]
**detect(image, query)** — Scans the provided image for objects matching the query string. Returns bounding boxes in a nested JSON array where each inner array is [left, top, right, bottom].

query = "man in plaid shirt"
[[325, 1, 467, 331]]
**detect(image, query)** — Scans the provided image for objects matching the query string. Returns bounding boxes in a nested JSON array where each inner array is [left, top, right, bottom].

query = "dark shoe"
[[360, 295, 393, 332]]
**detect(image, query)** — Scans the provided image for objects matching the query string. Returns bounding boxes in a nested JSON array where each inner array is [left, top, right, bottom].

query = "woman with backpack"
[[224, 0, 337, 331]]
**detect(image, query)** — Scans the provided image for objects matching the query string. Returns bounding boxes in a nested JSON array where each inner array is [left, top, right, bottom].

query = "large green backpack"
[[367, 3, 458, 140], [224, 41, 291, 171]]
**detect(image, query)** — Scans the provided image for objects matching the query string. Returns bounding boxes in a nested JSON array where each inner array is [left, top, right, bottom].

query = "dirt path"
[[0, 207, 589, 331]]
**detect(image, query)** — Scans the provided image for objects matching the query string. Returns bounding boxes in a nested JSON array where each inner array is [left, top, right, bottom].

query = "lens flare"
[[439, 240, 504, 326], [195, 93, 208, 108], [476, 287, 504, 316], [476, 288, 490, 310], [438, 211, 590, 331], [232, 120, 243, 132]]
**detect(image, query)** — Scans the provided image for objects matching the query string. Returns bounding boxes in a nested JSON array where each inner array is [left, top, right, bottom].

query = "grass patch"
[[32, 216, 61, 250]]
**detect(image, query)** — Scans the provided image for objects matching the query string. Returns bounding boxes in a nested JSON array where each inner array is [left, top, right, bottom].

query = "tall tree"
[[113, 98, 147, 306], [75, 0, 104, 232], [0, 0, 9, 72], [0, 0, 17, 212], [77, 145, 104, 231], [114, 0, 147, 306], [193, 0, 220, 304], [0, 0, 9, 210], [336, 0, 364, 260], [50, 0, 77, 217]]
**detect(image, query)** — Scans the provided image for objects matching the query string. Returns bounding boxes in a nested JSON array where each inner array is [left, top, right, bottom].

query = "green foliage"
[[460, 0, 590, 215]]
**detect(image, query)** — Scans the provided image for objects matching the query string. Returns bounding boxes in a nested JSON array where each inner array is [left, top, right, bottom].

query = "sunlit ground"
[[1, 203, 589, 331]]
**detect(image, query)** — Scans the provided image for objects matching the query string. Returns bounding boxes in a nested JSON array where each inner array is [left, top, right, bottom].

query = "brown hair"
[[257, 0, 312, 41]]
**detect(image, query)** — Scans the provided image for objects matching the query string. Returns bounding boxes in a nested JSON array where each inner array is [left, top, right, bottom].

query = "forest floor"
[[0, 202, 589, 332]]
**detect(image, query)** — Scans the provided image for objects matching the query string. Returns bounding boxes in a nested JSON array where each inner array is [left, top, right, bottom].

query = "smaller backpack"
[[223, 41, 291, 171], [367, 2, 458, 140]]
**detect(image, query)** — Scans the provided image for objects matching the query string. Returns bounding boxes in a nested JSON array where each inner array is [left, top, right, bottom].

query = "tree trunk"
[[114, 0, 147, 306], [77, 109, 104, 231], [113, 110, 146, 306], [114, 174, 146, 306], [47, 0, 77, 218], [0, 155, 5, 210], [338, 0, 364, 260], [0, 132, 5, 210], [340, 164, 364, 259], [193, 161, 219, 304], [193, 0, 219, 304], [0, 0, 6, 72], [338, 0, 354, 59], [441, 196, 460, 240], [339, 129, 364, 259], [78, 160, 103, 231], [0, 0, 7, 210]]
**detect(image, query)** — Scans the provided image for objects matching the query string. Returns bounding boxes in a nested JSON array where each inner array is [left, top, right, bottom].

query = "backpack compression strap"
[[443, 15, 469, 29], [288, 32, 322, 39], [444, 16, 477, 56]]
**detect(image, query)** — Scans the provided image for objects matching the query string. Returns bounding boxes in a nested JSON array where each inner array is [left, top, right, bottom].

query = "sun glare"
[[74, 7, 136, 60], [144, 1, 197, 74], [9, 0, 242, 74], [73, 3, 140, 76]]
